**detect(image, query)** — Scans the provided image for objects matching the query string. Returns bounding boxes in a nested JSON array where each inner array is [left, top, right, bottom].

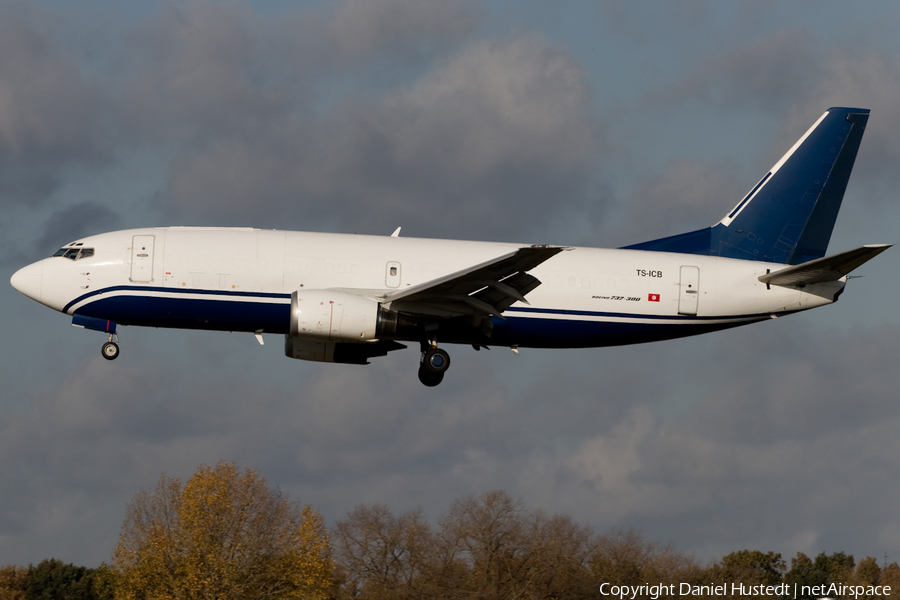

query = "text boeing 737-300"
[[10, 107, 890, 386]]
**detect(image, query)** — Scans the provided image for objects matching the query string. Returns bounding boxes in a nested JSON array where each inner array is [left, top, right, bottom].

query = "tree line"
[[1, 463, 897, 600]]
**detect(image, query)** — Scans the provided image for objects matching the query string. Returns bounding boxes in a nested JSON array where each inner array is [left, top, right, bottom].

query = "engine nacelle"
[[284, 336, 407, 365], [284, 337, 346, 363], [290, 290, 379, 342]]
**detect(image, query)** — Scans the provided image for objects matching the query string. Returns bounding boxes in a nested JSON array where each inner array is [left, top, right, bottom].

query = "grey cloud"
[[516, 321, 900, 557], [598, 1, 716, 42], [0, 0, 603, 243], [0, 3, 112, 206], [119, 0, 481, 145], [3, 301, 899, 566], [642, 29, 822, 114], [634, 27, 900, 208], [120, 1, 299, 145], [163, 33, 601, 241], [328, 0, 481, 64], [33, 203, 121, 258], [4, 0, 900, 572], [610, 158, 745, 247], [384, 35, 595, 178], [606, 33, 900, 245], [704, 29, 822, 110], [788, 52, 900, 211], [0, 339, 526, 565], [605, 410, 900, 557], [684, 322, 900, 443], [104, 1, 594, 241]]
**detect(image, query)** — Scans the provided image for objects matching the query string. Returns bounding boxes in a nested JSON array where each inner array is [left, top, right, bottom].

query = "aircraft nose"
[[10, 261, 43, 302]]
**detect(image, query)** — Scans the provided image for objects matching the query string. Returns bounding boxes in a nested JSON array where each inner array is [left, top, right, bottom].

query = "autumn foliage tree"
[[6, 481, 900, 600], [0, 565, 27, 600], [334, 503, 437, 600], [591, 528, 703, 593], [335, 490, 602, 600], [112, 462, 333, 600], [332, 492, 900, 600]]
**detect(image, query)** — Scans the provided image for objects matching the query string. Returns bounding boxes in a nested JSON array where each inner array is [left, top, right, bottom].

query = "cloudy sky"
[[3, 0, 900, 567]]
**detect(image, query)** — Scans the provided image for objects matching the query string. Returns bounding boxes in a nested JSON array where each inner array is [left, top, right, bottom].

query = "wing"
[[758, 244, 891, 287], [383, 245, 564, 318]]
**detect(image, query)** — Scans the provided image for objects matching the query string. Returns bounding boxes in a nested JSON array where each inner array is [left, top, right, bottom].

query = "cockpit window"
[[53, 247, 95, 260]]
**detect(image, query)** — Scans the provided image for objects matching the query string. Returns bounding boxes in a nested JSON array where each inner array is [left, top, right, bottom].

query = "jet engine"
[[285, 290, 409, 364], [289, 290, 380, 341]]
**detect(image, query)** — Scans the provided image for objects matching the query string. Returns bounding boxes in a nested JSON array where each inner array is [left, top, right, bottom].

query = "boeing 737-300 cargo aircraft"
[[10, 107, 890, 386]]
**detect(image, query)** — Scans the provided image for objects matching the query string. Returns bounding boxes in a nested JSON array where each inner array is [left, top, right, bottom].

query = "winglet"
[[391, 227, 401, 237]]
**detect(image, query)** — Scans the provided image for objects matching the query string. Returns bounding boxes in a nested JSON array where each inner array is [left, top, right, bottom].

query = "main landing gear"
[[418, 343, 450, 387], [101, 334, 120, 361]]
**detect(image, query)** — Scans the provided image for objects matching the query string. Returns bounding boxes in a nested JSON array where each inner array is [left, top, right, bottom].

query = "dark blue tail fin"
[[624, 107, 870, 264]]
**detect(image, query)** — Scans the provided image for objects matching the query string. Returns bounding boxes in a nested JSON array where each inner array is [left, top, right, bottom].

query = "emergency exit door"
[[678, 266, 700, 315], [130, 235, 155, 283]]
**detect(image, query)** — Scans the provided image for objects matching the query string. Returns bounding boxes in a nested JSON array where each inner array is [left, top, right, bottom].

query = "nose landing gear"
[[418, 344, 450, 387], [101, 333, 120, 360], [71, 315, 120, 361]]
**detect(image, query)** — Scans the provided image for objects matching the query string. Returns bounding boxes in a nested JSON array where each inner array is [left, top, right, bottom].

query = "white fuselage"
[[11, 227, 843, 349]]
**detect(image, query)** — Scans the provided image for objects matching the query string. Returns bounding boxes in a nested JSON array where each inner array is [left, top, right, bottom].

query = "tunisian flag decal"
[[648, 293, 660, 302]]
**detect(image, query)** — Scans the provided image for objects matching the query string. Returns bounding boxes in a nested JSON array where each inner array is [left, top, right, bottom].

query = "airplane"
[[10, 107, 890, 386]]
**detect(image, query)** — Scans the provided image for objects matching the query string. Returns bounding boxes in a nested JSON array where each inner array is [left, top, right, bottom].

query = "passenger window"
[[63, 249, 79, 260], [79, 248, 94, 259]]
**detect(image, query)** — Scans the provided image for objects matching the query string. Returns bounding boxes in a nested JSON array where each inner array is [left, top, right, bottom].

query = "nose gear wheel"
[[101, 332, 120, 360], [102, 341, 120, 360]]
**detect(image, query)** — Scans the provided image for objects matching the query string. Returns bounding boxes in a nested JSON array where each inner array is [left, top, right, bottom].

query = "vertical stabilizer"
[[624, 107, 870, 264]]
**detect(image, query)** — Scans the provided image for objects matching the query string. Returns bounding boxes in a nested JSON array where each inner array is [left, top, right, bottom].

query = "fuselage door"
[[131, 235, 155, 283], [385, 261, 401, 288], [678, 265, 700, 315]]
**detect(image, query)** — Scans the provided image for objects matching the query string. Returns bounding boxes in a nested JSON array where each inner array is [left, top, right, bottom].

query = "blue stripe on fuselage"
[[70, 287, 772, 347], [70, 287, 291, 333], [503, 306, 771, 322], [490, 314, 764, 348], [63, 285, 289, 314]]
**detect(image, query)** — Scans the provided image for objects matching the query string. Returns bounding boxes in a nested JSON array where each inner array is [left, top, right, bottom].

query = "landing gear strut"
[[101, 333, 120, 361], [418, 343, 450, 387]]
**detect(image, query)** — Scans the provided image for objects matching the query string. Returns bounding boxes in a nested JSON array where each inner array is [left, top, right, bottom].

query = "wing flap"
[[475, 272, 541, 312], [758, 244, 891, 287], [384, 245, 564, 317]]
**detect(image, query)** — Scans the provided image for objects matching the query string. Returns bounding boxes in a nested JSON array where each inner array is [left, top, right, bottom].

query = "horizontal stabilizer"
[[758, 244, 891, 287]]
